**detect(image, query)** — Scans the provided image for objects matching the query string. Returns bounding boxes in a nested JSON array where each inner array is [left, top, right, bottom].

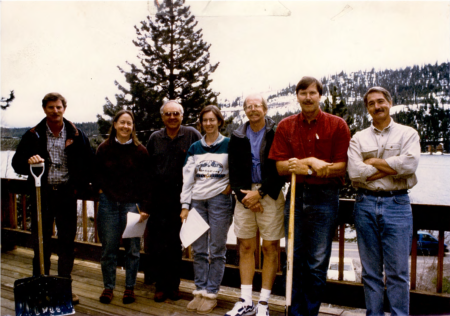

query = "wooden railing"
[[2, 178, 450, 313]]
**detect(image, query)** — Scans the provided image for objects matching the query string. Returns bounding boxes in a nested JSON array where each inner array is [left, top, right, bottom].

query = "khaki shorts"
[[234, 184, 285, 241]]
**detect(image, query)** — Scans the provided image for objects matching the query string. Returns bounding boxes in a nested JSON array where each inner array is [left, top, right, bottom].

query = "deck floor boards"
[[1, 247, 351, 316]]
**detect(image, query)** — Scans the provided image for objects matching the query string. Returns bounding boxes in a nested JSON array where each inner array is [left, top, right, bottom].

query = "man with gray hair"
[[145, 100, 202, 302], [347, 87, 420, 315], [227, 94, 285, 316]]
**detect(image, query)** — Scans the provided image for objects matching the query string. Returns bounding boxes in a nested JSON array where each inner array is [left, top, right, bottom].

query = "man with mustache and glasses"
[[12, 92, 94, 305], [347, 87, 420, 316], [269, 77, 351, 316], [145, 100, 201, 302], [226, 94, 285, 316]]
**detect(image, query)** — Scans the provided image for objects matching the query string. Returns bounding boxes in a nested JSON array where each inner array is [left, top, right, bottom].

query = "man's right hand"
[[28, 155, 45, 164]]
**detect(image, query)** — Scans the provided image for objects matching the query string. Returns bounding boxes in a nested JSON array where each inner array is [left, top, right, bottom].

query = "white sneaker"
[[255, 301, 269, 316], [224, 298, 256, 316]]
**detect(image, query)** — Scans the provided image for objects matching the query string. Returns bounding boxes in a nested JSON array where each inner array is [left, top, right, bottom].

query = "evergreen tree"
[[98, 0, 219, 141]]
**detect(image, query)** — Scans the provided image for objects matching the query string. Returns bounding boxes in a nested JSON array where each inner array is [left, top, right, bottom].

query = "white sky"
[[1, 1, 449, 128]]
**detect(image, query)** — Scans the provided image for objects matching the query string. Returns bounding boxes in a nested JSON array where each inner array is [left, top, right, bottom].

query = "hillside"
[[219, 62, 450, 150]]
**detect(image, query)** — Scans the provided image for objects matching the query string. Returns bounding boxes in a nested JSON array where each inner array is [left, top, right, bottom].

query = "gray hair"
[[160, 100, 184, 115], [363, 87, 393, 107], [243, 94, 268, 111]]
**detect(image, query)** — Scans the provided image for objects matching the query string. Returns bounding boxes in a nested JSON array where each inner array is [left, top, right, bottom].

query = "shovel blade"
[[14, 275, 75, 316]]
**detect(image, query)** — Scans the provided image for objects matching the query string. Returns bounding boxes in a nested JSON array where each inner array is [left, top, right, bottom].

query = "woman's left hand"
[[138, 212, 149, 223], [221, 184, 232, 195]]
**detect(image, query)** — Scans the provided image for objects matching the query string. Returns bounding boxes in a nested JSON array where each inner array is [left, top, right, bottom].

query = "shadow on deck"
[[1, 247, 363, 316]]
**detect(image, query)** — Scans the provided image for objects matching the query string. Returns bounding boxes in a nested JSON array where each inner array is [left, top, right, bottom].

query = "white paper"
[[122, 212, 148, 239], [180, 208, 210, 248]]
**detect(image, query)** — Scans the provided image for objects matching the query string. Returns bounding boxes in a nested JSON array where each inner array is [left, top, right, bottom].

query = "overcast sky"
[[1, 1, 449, 128]]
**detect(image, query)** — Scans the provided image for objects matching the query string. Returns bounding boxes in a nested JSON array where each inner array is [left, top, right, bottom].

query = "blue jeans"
[[98, 193, 141, 289], [191, 193, 233, 294], [354, 192, 412, 316], [284, 185, 339, 316]]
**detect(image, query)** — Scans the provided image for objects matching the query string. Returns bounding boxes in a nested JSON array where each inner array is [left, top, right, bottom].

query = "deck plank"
[[2, 247, 345, 316]]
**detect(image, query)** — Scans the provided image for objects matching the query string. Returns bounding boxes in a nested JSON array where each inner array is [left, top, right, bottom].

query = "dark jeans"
[[97, 193, 141, 289], [31, 185, 78, 278], [145, 195, 183, 293], [284, 184, 339, 316]]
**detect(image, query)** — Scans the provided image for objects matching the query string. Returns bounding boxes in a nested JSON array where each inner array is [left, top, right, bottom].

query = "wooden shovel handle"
[[286, 173, 296, 307]]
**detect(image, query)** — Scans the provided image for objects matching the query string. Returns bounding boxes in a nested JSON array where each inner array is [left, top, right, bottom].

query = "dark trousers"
[[284, 185, 340, 316], [31, 185, 78, 278], [145, 200, 182, 292]]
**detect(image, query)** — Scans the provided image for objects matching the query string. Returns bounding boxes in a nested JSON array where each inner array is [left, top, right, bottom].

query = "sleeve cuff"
[[362, 165, 378, 182], [182, 203, 190, 210]]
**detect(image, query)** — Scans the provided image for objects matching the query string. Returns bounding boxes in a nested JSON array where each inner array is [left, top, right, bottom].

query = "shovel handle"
[[286, 173, 296, 307], [30, 162, 45, 187], [30, 162, 45, 275]]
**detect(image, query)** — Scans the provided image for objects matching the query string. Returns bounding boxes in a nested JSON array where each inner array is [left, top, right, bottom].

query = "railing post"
[[338, 224, 345, 281], [436, 230, 444, 293], [21, 194, 27, 231], [82, 200, 88, 242], [9, 193, 18, 229], [94, 200, 99, 243], [410, 230, 418, 290]]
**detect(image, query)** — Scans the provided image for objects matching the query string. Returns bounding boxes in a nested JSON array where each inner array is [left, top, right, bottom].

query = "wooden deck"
[[1, 247, 362, 316]]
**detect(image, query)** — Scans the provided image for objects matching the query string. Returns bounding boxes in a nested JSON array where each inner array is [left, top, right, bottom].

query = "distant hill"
[[219, 62, 450, 151], [1, 122, 101, 151]]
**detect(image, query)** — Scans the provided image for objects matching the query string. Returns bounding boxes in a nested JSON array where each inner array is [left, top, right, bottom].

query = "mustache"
[[302, 100, 314, 105]]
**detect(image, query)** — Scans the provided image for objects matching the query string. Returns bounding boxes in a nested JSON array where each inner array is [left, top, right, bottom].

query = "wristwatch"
[[258, 188, 266, 198], [307, 167, 313, 176]]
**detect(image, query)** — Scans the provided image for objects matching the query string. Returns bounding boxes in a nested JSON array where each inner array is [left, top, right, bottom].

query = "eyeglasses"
[[163, 111, 181, 117], [244, 104, 263, 111]]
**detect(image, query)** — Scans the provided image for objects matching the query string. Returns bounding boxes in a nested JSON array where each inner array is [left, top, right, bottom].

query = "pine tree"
[[97, 0, 219, 141]]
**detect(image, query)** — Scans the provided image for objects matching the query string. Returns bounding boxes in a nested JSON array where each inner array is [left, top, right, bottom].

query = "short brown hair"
[[42, 92, 67, 108], [295, 76, 323, 96], [363, 87, 393, 107], [199, 105, 225, 129], [106, 110, 141, 146]]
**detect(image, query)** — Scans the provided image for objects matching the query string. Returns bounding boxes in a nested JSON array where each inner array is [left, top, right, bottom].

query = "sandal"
[[99, 288, 114, 304], [123, 288, 135, 304]]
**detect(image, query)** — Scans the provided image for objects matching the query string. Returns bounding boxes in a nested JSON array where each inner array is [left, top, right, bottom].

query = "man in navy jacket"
[[12, 92, 93, 304]]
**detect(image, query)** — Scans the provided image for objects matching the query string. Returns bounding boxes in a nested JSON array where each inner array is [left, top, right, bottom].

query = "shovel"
[[14, 162, 75, 316], [285, 173, 296, 316]]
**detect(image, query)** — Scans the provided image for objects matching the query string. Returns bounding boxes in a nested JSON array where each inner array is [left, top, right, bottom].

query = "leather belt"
[[359, 189, 408, 197]]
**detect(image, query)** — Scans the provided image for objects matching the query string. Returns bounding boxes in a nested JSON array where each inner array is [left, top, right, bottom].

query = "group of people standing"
[[13, 74, 420, 316]]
